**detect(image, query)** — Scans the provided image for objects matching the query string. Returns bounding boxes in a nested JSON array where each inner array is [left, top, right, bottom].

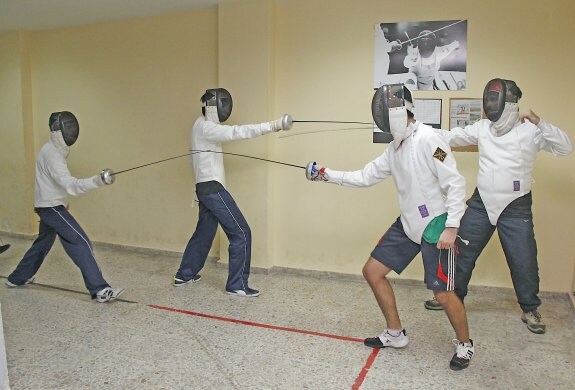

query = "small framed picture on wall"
[[449, 98, 482, 129]]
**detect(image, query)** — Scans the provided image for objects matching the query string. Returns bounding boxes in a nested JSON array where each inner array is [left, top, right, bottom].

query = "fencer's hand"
[[270, 114, 293, 131], [390, 40, 402, 52], [305, 161, 328, 182], [100, 168, 115, 185], [437, 227, 458, 250], [520, 110, 540, 126], [407, 44, 418, 58]]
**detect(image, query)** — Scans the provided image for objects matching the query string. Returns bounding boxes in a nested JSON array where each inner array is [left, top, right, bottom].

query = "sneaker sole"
[[5, 277, 35, 288], [173, 276, 202, 287], [521, 318, 546, 334], [225, 290, 260, 297], [363, 338, 409, 349], [450, 361, 470, 371], [424, 302, 444, 311]]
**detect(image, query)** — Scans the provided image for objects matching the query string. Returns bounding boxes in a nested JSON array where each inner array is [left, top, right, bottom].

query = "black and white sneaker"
[[173, 275, 202, 287], [450, 339, 474, 370], [96, 287, 125, 303], [364, 329, 409, 349], [225, 287, 260, 297]]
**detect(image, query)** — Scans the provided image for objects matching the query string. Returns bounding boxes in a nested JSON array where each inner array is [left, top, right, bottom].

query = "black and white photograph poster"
[[374, 19, 467, 91]]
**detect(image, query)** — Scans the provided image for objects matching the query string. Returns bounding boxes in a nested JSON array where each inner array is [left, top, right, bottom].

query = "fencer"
[[5, 112, 124, 303], [423, 78, 573, 334], [306, 84, 474, 370], [174, 88, 292, 297], [403, 30, 459, 90]]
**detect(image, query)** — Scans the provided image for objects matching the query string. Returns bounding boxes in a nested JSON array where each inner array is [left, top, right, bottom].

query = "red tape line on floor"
[[149, 304, 363, 343], [352, 348, 380, 389], [148, 304, 379, 389]]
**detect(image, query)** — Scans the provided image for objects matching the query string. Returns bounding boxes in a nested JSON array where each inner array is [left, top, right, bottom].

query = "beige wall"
[[0, 0, 574, 292], [0, 32, 35, 233], [24, 9, 218, 253]]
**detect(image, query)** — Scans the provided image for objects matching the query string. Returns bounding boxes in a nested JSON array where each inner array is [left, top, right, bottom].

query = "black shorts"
[[370, 217, 456, 291]]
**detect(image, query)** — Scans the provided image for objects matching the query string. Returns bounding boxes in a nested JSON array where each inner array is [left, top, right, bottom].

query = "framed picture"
[[449, 98, 482, 152], [414, 98, 442, 129], [374, 19, 467, 90], [449, 98, 482, 129]]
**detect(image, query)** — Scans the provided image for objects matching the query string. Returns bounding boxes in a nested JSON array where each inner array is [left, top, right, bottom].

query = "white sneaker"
[[5, 276, 35, 287], [364, 329, 409, 349], [96, 287, 125, 303]]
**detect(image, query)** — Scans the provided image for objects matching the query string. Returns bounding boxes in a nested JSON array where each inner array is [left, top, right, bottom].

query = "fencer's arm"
[[202, 114, 293, 142], [431, 138, 466, 230], [47, 158, 106, 195], [323, 152, 391, 187], [533, 118, 574, 156], [436, 121, 480, 148]]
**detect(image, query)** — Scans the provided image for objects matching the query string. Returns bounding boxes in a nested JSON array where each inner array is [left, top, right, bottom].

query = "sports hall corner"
[[1, 0, 574, 389]]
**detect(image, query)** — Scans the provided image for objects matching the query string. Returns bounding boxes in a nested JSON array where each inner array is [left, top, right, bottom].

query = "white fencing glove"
[[305, 161, 328, 182], [269, 114, 293, 131]]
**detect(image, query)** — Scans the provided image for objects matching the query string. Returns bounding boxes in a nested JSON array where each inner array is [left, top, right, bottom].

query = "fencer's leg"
[[434, 290, 470, 342], [218, 194, 252, 292], [454, 190, 495, 302], [39, 206, 109, 296], [200, 190, 252, 292], [496, 193, 541, 313], [363, 257, 401, 329], [177, 200, 219, 281], [7, 216, 56, 285]]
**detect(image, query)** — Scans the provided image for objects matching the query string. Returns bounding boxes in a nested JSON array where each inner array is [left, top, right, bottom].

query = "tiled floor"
[[0, 235, 573, 389]]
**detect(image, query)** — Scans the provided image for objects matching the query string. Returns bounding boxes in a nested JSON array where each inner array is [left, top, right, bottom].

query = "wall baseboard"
[[3, 231, 574, 309]]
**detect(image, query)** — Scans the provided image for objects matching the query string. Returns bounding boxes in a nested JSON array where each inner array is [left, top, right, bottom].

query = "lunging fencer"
[[423, 78, 573, 334], [306, 84, 474, 370], [174, 88, 292, 297], [5, 112, 124, 303]]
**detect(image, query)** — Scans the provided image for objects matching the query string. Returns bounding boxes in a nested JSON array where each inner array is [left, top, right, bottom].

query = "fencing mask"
[[202, 88, 233, 123], [372, 84, 414, 148], [483, 78, 521, 136], [49, 111, 79, 146], [417, 30, 437, 58]]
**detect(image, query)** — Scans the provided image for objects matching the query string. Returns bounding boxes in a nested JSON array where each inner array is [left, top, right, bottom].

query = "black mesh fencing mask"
[[483, 78, 522, 122], [204, 88, 233, 123], [49, 111, 79, 146]]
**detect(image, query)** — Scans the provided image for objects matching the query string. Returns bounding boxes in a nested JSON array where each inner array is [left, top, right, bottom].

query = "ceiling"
[[0, 0, 233, 32]]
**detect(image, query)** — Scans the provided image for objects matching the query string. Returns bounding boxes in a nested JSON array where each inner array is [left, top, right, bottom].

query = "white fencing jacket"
[[190, 116, 275, 187], [437, 118, 573, 224], [34, 132, 100, 208], [326, 122, 466, 244]]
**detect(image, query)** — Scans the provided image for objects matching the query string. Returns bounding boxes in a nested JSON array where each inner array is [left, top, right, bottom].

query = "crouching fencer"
[[174, 88, 292, 297], [306, 84, 474, 370], [423, 78, 573, 334], [5, 112, 124, 303]]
